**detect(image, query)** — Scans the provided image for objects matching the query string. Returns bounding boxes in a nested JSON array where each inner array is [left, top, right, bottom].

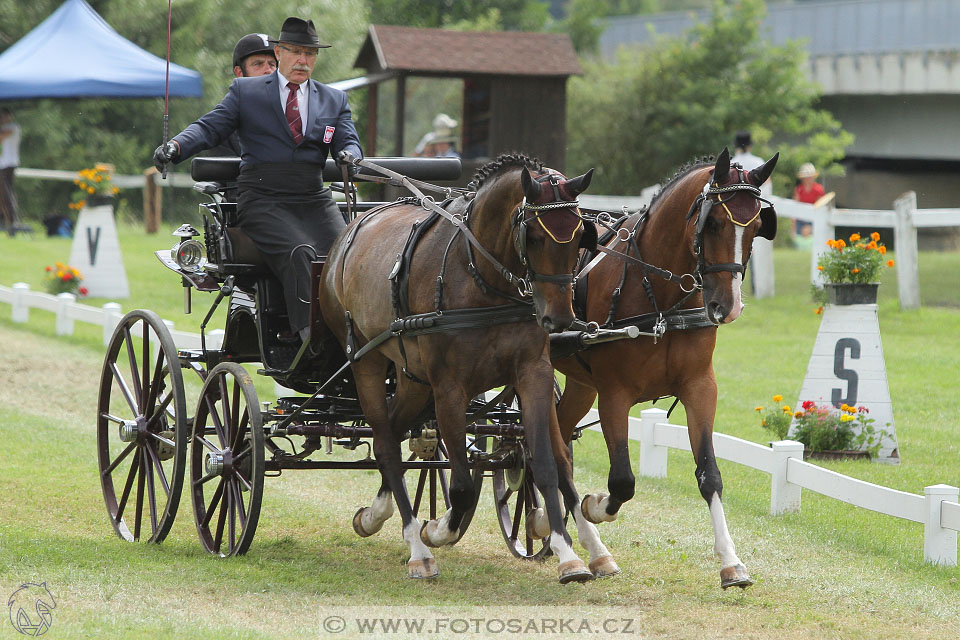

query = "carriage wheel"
[[97, 309, 188, 544], [409, 438, 484, 544], [492, 440, 552, 560], [189, 362, 264, 556]]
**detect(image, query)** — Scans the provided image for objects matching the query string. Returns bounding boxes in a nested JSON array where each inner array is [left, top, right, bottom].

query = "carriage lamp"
[[170, 224, 206, 272]]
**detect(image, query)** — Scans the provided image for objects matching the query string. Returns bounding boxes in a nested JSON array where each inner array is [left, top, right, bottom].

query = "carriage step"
[[264, 344, 300, 370]]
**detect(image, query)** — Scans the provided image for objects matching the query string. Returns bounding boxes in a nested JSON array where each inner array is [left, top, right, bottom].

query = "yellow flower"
[[871, 232, 881, 241], [761, 419, 767, 427], [782, 405, 791, 413], [112, 186, 119, 194], [772, 394, 783, 403], [840, 414, 855, 422], [754, 406, 763, 412], [794, 411, 803, 419], [87, 187, 95, 194], [94, 175, 102, 183], [849, 233, 861, 242]]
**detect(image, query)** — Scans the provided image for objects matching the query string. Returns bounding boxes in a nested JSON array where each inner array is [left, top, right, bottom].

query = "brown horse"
[[319, 154, 619, 582], [554, 148, 778, 588]]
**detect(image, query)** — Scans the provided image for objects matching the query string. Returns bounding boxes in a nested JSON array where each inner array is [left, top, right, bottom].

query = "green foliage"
[[565, 0, 853, 195]]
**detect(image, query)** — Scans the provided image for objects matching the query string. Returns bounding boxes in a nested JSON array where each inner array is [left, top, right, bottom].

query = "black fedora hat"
[[233, 33, 275, 67], [270, 17, 331, 49]]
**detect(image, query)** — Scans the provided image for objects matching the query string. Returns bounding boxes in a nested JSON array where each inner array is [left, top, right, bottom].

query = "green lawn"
[[1, 226, 959, 638]]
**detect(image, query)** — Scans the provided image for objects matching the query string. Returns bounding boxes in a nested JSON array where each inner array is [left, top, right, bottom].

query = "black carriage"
[[95, 156, 604, 560]]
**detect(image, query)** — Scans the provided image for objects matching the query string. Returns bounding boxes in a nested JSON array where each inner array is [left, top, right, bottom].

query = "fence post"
[[924, 484, 959, 566], [144, 168, 162, 234], [751, 237, 774, 298], [894, 191, 920, 310], [55, 293, 76, 336], [102, 302, 123, 345], [809, 193, 835, 287], [12, 282, 29, 323], [769, 441, 804, 515], [638, 408, 668, 478]]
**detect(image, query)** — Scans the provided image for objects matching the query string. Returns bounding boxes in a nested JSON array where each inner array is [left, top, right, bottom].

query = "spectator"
[[413, 113, 458, 157], [792, 162, 824, 249], [0, 108, 21, 233]]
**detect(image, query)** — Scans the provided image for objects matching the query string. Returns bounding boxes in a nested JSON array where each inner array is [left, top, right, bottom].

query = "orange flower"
[[867, 241, 877, 249], [826, 239, 836, 248], [817, 265, 824, 271], [772, 394, 783, 403], [814, 306, 823, 315], [849, 233, 861, 242], [886, 260, 895, 267], [878, 246, 887, 255], [835, 239, 846, 249], [851, 268, 860, 274], [871, 232, 881, 241]]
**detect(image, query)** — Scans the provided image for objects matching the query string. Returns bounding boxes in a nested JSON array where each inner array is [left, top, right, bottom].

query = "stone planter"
[[825, 282, 879, 305]]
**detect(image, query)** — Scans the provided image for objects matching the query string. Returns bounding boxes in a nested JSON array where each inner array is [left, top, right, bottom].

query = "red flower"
[[45, 265, 52, 272], [78, 287, 89, 296], [63, 272, 73, 280]]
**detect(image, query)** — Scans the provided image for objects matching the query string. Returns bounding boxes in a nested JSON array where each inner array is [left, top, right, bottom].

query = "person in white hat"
[[791, 162, 824, 248], [413, 113, 458, 157]]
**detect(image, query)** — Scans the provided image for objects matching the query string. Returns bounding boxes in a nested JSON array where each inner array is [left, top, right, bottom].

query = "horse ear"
[[713, 147, 731, 183], [749, 151, 779, 186], [521, 168, 541, 201], [564, 168, 594, 196]]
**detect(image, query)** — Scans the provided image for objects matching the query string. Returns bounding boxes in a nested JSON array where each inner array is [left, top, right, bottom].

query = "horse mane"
[[471, 153, 544, 190], [647, 156, 714, 210]]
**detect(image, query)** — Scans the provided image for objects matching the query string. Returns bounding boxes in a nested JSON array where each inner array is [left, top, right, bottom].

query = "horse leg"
[[353, 356, 438, 579], [518, 370, 593, 584], [419, 387, 476, 547], [550, 399, 620, 578], [352, 481, 394, 537], [580, 389, 636, 524], [682, 384, 752, 590]]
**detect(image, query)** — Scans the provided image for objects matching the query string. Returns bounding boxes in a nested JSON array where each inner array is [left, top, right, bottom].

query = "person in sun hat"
[[791, 162, 824, 248], [413, 113, 459, 156], [153, 16, 363, 345]]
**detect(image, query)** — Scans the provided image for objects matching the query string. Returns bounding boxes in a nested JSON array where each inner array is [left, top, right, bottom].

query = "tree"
[[565, 0, 853, 196]]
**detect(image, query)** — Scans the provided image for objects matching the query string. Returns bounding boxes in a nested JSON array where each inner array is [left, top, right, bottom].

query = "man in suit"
[[208, 33, 279, 158], [154, 17, 362, 342]]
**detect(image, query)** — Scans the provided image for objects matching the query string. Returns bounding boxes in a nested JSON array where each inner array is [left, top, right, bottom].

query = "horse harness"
[[340, 161, 588, 384]]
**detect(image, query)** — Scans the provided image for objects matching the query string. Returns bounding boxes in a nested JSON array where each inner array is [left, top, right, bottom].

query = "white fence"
[[4, 282, 958, 566], [0, 282, 222, 350], [767, 191, 960, 310], [589, 407, 959, 566]]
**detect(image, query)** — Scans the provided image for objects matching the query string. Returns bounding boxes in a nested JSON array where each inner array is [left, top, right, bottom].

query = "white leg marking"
[[571, 505, 612, 563], [425, 510, 459, 546], [361, 492, 395, 532], [403, 519, 433, 563], [709, 492, 742, 569], [583, 493, 617, 523], [549, 532, 581, 565]]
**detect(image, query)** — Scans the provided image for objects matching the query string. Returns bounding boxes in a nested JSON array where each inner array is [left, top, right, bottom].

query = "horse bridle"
[[687, 165, 775, 279], [510, 172, 588, 295]]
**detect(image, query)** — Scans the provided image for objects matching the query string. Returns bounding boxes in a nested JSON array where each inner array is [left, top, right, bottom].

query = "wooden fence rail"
[[3, 283, 958, 566]]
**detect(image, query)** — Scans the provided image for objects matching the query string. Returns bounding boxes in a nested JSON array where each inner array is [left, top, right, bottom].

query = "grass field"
[[1, 226, 959, 639]]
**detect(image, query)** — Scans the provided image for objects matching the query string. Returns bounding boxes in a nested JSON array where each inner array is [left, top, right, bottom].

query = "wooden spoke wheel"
[[97, 309, 188, 544], [408, 436, 484, 545], [492, 439, 552, 560], [189, 362, 264, 557]]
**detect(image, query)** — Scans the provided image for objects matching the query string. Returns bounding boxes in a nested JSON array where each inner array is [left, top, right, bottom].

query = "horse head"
[[515, 166, 594, 332], [692, 147, 779, 324]]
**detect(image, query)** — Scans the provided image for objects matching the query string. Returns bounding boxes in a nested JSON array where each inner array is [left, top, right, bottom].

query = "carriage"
[[95, 148, 777, 587]]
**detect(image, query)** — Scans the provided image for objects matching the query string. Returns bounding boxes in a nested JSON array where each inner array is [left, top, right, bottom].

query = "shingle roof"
[[355, 25, 581, 77]]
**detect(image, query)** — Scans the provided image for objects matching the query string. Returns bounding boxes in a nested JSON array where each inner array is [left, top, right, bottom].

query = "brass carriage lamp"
[[171, 224, 206, 272]]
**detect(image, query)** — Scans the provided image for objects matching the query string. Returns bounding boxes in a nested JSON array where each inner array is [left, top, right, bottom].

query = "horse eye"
[[704, 215, 722, 233]]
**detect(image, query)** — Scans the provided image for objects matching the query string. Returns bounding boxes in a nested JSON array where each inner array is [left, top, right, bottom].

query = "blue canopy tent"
[[0, 0, 202, 99]]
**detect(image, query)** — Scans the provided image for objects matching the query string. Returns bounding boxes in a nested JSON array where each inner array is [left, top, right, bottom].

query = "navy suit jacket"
[[173, 71, 362, 169]]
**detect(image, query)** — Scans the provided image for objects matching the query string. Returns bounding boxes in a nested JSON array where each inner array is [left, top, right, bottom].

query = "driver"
[[154, 17, 362, 345]]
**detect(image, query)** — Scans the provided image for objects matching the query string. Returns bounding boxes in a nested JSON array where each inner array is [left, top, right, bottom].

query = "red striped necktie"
[[285, 82, 302, 144]]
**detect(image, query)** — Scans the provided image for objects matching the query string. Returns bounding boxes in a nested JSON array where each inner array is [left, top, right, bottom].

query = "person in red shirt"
[[792, 162, 824, 247]]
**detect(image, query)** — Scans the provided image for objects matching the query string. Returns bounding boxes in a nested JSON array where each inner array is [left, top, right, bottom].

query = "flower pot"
[[825, 282, 879, 305], [803, 449, 871, 462], [84, 194, 115, 208]]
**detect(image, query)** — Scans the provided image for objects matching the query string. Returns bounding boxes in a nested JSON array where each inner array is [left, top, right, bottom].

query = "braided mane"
[[648, 156, 714, 210], [471, 153, 544, 189]]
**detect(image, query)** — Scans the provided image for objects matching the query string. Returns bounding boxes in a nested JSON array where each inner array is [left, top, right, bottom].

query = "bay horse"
[[554, 148, 778, 589], [319, 154, 619, 582]]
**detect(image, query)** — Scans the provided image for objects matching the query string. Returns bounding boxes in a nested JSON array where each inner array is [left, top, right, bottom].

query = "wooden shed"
[[352, 25, 582, 177]]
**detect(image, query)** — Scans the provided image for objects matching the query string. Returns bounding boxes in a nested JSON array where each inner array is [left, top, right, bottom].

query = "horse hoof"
[[525, 507, 550, 540], [419, 520, 440, 548], [558, 560, 595, 584], [408, 557, 440, 579], [719, 564, 753, 590], [580, 493, 616, 524], [352, 507, 382, 538], [588, 555, 621, 578]]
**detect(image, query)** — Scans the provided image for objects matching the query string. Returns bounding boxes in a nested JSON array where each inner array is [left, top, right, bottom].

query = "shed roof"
[[355, 25, 581, 77]]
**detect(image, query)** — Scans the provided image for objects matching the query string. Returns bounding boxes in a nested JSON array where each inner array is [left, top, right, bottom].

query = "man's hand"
[[153, 141, 179, 172], [337, 150, 358, 177]]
